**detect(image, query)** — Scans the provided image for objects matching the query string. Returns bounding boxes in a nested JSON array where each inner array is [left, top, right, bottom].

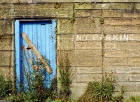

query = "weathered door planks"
[[15, 20, 56, 91]]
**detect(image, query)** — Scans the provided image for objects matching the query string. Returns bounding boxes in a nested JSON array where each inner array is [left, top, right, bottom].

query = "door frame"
[[15, 19, 56, 91]]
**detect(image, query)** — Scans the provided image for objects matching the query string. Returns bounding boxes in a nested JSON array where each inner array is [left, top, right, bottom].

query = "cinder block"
[[76, 34, 102, 41], [135, 3, 140, 9], [71, 83, 87, 99], [104, 18, 132, 26], [0, 3, 73, 19], [131, 26, 140, 34], [57, 19, 74, 34], [0, 51, 14, 66], [75, 10, 101, 17], [108, 3, 133, 10], [128, 58, 140, 67], [103, 66, 130, 74], [104, 50, 128, 57], [103, 10, 123, 17], [57, 50, 102, 67], [115, 67, 130, 74], [0, 66, 14, 81], [0, 5, 11, 19], [75, 41, 102, 50], [104, 58, 128, 67], [134, 11, 140, 17], [105, 34, 135, 41], [104, 25, 132, 34], [75, 3, 93, 9], [75, 18, 101, 33], [104, 42, 127, 50], [124, 92, 140, 99], [115, 74, 129, 82], [104, 26, 140, 34], [0, 36, 14, 50], [123, 10, 134, 17], [128, 49, 140, 57], [130, 67, 140, 74], [75, 3, 132, 10], [57, 34, 74, 50], [130, 74, 140, 82], [76, 73, 102, 83], [76, 67, 102, 74], [105, 42, 140, 50], [132, 18, 140, 25], [0, 20, 12, 35], [73, 50, 102, 67], [115, 82, 137, 92]]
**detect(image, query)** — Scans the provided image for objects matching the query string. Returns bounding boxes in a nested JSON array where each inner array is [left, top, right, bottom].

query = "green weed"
[[0, 75, 13, 99], [78, 74, 124, 102]]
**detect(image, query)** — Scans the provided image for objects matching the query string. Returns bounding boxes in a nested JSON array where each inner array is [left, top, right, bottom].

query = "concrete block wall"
[[0, 0, 140, 99]]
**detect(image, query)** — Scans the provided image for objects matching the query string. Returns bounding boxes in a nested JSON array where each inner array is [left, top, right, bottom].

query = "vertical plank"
[[50, 20, 57, 80], [15, 20, 20, 92]]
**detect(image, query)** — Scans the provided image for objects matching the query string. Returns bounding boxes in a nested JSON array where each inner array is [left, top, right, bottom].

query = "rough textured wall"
[[1, 0, 140, 99]]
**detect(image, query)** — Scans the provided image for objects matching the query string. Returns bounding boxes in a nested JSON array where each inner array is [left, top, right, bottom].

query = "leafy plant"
[[6, 50, 58, 102], [124, 96, 140, 102], [78, 74, 124, 102], [58, 53, 72, 102], [0, 75, 13, 99]]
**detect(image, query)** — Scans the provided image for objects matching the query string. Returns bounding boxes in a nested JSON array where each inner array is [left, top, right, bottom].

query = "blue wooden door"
[[15, 20, 56, 91]]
